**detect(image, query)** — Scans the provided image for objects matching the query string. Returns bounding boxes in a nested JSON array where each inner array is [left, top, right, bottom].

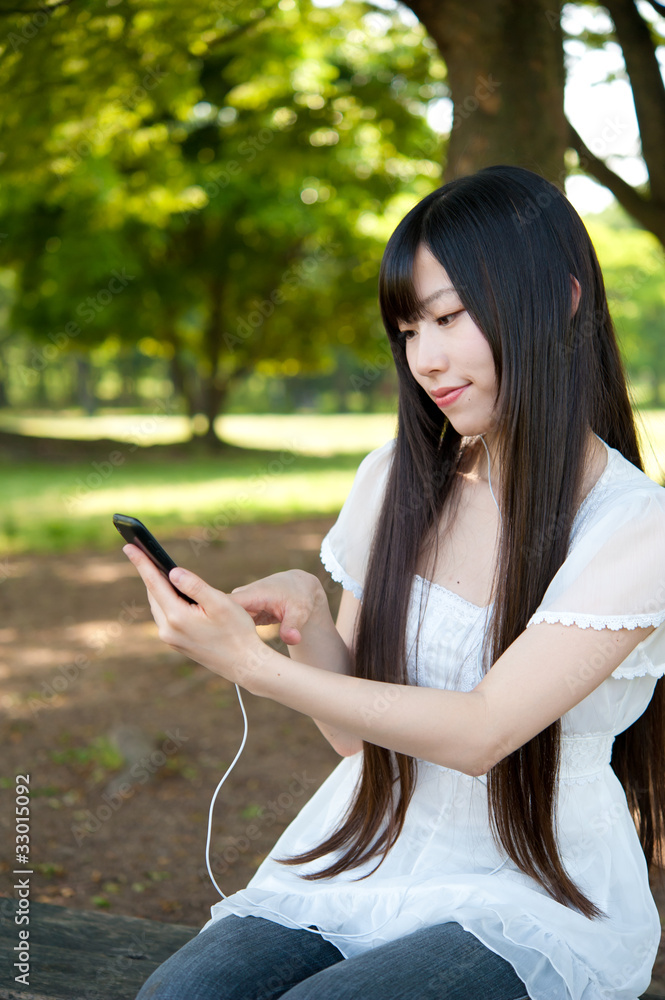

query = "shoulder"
[[346, 438, 396, 501], [575, 441, 665, 537], [528, 440, 665, 633], [320, 438, 396, 599], [356, 438, 396, 476]]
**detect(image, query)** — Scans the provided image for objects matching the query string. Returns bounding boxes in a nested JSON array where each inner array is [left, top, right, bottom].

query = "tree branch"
[[567, 121, 665, 244], [206, 1, 281, 49], [603, 0, 665, 197], [644, 0, 665, 19], [0, 0, 74, 15]]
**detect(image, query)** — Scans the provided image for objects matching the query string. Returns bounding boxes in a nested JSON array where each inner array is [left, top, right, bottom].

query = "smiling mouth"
[[432, 384, 469, 406]]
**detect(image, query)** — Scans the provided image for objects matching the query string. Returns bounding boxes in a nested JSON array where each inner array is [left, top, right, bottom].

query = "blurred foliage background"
[[0, 0, 664, 553]]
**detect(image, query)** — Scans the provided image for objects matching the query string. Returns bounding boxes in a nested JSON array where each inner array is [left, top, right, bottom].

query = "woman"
[[130, 166, 665, 1000]]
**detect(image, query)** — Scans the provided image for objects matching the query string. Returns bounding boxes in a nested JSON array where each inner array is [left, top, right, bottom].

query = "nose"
[[411, 325, 449, 377]]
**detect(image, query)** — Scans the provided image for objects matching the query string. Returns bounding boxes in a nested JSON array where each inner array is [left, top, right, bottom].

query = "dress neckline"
[[415, 437, 614, 613]]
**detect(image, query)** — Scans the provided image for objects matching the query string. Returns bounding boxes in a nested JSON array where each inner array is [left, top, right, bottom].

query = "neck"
[[473, 432, 502, 487], [467, 428, 603, 500]]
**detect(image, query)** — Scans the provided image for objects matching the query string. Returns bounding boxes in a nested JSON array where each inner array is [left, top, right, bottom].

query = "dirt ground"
[[0, 517, 343, 929]]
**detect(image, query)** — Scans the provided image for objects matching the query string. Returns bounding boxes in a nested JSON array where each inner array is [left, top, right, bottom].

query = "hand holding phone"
[[113, 513, 198, 604]]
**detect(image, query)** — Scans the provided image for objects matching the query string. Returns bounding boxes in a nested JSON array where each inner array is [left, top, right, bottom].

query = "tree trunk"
[[75, 355, 96, 415], [201, 275, 226, 447], [603, 0, 665, 203], [202, 378, 228, 446], [567, 0, 665, 247], [0, 346, 9, 408], [166, 332, 200, 419], [403, 0, 567, 185], [648, 367, 662, 408]]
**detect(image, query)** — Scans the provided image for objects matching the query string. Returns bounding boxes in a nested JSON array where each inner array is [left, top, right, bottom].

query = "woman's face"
[[399, 244, 499, 439]]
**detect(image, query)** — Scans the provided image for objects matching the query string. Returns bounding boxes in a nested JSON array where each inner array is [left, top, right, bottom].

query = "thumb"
[[278, 605, 306, 645], [279, 620, 302, 645], [169, 567, 213, 604]]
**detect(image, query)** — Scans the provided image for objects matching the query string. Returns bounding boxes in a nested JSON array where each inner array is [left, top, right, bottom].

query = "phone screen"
[[113, 513, 197, 604]]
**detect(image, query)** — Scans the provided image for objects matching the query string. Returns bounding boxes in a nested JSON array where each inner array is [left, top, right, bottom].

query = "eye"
[[397, 308, 465, 341], [437, 309, 465, 327]]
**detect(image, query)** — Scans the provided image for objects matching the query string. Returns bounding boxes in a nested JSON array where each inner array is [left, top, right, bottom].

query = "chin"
[[447, 417, 492, 438]]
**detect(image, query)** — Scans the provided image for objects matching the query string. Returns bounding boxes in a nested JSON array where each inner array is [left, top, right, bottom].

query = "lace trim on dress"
[[527, 609, 665, 631], [559, 733, 614, 785], [418, 733, 617, 785], [413, 574, 489, 619], [320, 535, 363, 601], [610, 648, 665, 680]]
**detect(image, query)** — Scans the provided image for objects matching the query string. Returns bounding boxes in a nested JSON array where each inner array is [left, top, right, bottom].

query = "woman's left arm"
[[124, 546, 654, 778]]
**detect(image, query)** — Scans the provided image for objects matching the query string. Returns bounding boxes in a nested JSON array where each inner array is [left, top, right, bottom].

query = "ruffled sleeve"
[[320, 439, 396, 600], [527, 487, 665, 633], [526, 481, 665, 679]]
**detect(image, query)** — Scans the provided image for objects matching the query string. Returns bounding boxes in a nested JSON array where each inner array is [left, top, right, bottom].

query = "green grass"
[[1, 452, 373, 554], [0, 411, 398, 454], [1, 411, 663, 556], [0, 413, 400, 555]]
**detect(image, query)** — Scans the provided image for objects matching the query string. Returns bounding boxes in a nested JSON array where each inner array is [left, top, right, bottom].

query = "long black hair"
[[278, 165, 663, 919]]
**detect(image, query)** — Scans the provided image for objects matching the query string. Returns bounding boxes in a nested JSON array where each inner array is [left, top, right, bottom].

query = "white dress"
[[204, 436, 665, 1000]]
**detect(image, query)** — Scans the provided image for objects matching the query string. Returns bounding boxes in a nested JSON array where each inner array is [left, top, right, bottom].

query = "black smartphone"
[[113, 513, 198, 605]]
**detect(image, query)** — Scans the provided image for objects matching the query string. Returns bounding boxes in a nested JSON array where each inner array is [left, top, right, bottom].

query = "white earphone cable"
[[205, 683, 248, 900], [479, 434, 502, 522]]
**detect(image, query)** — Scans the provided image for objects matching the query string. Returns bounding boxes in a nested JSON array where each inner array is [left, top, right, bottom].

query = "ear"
[[570, 274, 581, 317]]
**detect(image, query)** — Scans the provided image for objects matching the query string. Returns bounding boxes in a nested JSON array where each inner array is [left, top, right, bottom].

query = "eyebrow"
[[399, 286, 458, 323], [419, 286, 457, 307]]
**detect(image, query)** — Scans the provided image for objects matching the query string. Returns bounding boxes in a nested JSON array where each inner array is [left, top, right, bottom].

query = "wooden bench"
[[0, 900, 197, 1000], [1, 900, 664, 998]]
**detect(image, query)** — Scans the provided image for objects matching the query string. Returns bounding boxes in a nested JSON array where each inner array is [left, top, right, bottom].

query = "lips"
[[432, 384, 469, 406]]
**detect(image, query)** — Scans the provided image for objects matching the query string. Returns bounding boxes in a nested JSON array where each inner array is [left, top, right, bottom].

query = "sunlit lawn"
[[0, 414, 398, 555], [0, 412, 398, 455], [1, 410, 663, 555]]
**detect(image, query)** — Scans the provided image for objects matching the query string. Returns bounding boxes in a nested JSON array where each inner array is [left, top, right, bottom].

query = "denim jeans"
[[136, 914, 531, 1000]]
